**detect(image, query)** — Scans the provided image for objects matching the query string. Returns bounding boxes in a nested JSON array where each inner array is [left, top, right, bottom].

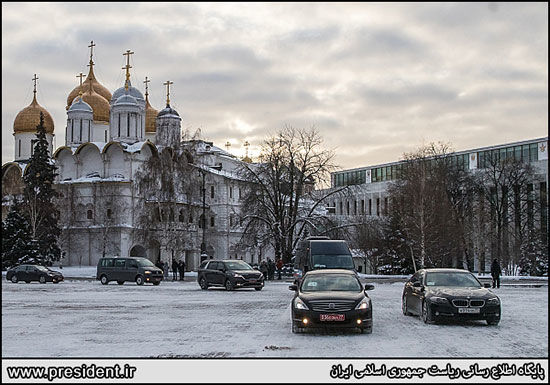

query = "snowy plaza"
[[2, 277, 547, 358]]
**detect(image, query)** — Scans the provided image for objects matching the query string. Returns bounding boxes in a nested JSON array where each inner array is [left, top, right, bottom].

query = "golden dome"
[[66, 65, 112, 110], [78, 83, 110, 122], [13, 93, 55, 134], [145, 95, 158, 133]]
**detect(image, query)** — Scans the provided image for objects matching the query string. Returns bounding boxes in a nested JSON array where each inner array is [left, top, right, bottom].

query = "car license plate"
[[320, 314, 345, 321], [249, 279, 256, 283], [458, 308, 480, 314]]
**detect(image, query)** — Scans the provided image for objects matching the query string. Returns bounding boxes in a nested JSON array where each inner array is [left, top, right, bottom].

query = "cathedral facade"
[[2, 43, 270, 269]]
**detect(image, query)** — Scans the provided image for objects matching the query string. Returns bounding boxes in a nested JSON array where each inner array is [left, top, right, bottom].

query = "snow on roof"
[[122, 141, 147, 153], [59, 175, 129, 184]]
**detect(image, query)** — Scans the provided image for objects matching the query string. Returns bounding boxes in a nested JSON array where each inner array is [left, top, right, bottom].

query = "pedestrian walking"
[[171, 258, 178, 281], [276, 258, 283, 280], [267, 259, 275, 280], [163, 261, 169, 279], [260, 260, 268, 280], [179, 259, 186, 281], [491, 258, 501, 288]]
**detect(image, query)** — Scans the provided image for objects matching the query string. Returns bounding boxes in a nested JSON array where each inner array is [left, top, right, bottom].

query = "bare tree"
[[238, 125, 339, 262]]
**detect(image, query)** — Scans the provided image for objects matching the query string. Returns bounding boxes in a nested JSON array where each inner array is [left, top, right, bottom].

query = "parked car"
[[289, 269, 374, 334], [197, 259, 264, 291], [401, 268, 501, 325], [6, 264, 64, 284], [96, 257, 163, 285]]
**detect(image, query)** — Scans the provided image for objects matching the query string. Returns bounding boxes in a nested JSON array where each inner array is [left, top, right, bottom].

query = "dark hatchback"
[[6, 264, 64, 284], [290, 269, 374, 334], [402, 268, 501, 325], [197, 259, 264, 291]]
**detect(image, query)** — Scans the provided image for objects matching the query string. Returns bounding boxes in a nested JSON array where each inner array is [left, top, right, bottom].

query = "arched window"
[[87, 210, 93, 220], [107, 208, 112, 219], [210, 217, 215, 227], [210, 185, 215, 199], [179, 209, 185, 222]]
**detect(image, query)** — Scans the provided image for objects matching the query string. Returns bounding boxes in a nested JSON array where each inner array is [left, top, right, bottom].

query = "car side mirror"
[[483, 283, 491, 288], [364, 283, 374, 291], [357, 266, 363, 273], [289, 284, 297, 291], [413, 281, 422, 288]]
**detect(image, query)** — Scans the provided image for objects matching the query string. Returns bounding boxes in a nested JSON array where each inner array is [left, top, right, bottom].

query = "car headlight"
[[144, 270, 151, 274], [355, 297, 370, 310], [294, 297, 309, 310], [487, 297, 500, 305], [233, 273, 244, 279], [430, 296, 448, 304]]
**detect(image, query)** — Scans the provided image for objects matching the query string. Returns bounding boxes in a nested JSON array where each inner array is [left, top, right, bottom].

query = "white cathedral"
[[2, 42, 269, 270]]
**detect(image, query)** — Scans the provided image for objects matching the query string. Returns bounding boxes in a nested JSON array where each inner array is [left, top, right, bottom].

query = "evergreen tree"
[[1, 198, 33, 269], [22, 112, 62, 265], [518, 230, 549, 276]]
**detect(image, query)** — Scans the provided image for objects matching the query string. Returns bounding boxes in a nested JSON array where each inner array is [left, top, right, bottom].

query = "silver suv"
[[96, 257, 163, 285]]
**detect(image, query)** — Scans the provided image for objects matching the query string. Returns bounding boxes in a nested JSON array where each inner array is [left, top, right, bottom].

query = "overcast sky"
[[2, 2, 548, 170]]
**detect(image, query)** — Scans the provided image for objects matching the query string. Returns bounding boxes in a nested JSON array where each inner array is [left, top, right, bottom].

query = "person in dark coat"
[[259, 260, 268, 280], [178, 259, 186, 281], [267, 259, 275, 280], [491, 258, 501, 288], [276, 258, 283, 280], [171, 258, 178, 281]]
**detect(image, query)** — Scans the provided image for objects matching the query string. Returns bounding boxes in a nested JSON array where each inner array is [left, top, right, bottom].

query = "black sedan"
[[197, 259, 264, 291], [6, 264, 64, 284], [402, 268, 501, 325], [289, 269, 374, 334]]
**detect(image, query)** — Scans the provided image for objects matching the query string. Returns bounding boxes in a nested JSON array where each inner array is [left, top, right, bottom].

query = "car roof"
[[420, 268, 473, 273], [304, 269, 357, 276]]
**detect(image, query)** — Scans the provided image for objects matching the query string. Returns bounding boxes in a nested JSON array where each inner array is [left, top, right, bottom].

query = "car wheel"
[[100, 275, 109, 285], [402, 295, 411, 316], [225, 279, 234, 291], [254, 287, 263, 291], [361, 326, 372, 334], [199, 277, 209, 290], [117, 281, 124, 285], [422, 301, 434, 324], [135, 275, 144, 285], [10, 275, 18, 283], [487, 318, 500, 326], [39, 276, 46, 284]]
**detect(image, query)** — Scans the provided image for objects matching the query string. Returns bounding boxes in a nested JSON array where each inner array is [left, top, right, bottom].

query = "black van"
[[96, 257, 163, 285], [293, 237, 357, 280]]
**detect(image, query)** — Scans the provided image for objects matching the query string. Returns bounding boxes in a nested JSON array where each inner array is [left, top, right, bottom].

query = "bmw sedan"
[[402, 268, 501, 325], [289, 269, 374, 334], [6, 264, 64, 284]]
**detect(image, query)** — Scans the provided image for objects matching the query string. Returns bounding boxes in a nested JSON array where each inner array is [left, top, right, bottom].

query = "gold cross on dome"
[[88, 40, 96, 63], [76, 72, 86, 97], [143, 76, 150, 96], [163, 80, 173, 106], [122, 49, 134, 89], [32, 74, 39, 94]]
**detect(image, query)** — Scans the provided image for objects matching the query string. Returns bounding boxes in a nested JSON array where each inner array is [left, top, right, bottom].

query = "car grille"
[[452, 299, 485, 307], [308, 300, 356, 312], [243, 274, 260, 279]]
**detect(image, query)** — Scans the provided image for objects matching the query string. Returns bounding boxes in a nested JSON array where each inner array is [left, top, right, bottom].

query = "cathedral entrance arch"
[[129, 245, 146, 259]]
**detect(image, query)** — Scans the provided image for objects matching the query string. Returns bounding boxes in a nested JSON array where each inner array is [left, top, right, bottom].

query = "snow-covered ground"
[[2, 279, 547, 358]]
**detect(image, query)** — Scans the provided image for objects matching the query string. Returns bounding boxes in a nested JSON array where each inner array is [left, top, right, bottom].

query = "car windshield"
[[224, 261, 253, 271], [136, 258, 155, 267], [311, 255, 355, 269], [425, 272, 481, 287], [301, 274, 362, 292]]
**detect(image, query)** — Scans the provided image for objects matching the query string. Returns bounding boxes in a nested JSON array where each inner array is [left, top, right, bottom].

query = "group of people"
[[259, 258, 284, 280], [155, 259, 186, 281]]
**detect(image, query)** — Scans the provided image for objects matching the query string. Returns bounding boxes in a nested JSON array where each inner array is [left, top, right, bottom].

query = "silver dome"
[[111, 80, 144, 104], [68, 98, 93, 113]]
